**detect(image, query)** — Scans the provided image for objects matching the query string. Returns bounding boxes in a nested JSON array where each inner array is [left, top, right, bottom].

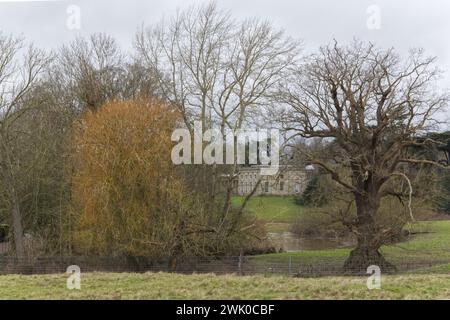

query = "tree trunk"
[[1, 138, 26, 263], [10, 191, 25, 263], [343, 234, 395, 274], [343, 192, 396, 274]]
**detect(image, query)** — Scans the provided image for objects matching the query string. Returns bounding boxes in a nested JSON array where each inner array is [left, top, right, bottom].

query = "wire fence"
[[1, 253, 449, 277], [0, 242, 9, 255]]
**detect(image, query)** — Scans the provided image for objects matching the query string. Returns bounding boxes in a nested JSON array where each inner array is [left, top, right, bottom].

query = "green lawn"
[[233, 196, 303, 232], [233, 196, 303, 223], [382, 221, 450, 261], [251, 221, 450, 267], [0, 199, 448, 300], [1, 272, 450, 299], [234, 195, 450, 266]]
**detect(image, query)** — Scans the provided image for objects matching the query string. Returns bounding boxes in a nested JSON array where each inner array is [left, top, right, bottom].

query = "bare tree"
[[280, 40, 449, 272], [54, 33, 162, 116], [58, 33, 126, 111], [0, 33, 51, 260], [135, 1, 299, 223]]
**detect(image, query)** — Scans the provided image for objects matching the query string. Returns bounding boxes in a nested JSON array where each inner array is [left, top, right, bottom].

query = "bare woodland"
[[0, 2, 448, 273]]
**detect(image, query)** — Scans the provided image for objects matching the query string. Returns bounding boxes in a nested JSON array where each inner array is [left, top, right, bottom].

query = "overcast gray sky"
[[0, 0, 449, 124], [0, 0, 448, 69]]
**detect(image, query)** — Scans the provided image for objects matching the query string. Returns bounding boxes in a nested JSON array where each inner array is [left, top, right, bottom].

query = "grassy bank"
[[0, 197, 448, 300], [251, 220, 450, 267], [233, 196, 302, 222], [1, 271, 450, 299], [234, 195, 450, 266], [233, 196, 302, 232]]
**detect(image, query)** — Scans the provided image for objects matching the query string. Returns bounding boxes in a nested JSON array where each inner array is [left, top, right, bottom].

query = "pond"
[[268, 232, 355, 252]]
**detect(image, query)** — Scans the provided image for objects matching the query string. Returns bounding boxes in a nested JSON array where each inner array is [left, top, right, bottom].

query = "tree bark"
[[3, 158, 25, 262], [343, 192, 395, 274], [1, 132, 26, 262], [10, 190, 25, 263]]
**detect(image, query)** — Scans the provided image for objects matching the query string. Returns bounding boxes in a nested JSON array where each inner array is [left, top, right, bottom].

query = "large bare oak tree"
[[281, 41, 449, 272]]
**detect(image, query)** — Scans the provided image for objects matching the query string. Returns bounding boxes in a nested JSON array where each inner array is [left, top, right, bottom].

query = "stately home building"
[[234, 165, 314, 196]]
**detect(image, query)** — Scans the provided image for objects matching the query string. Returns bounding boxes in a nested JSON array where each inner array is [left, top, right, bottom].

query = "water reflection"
[[268, 232, 355, 252]]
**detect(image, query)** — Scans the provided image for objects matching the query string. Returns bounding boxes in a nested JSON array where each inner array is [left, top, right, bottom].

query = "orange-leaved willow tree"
[[69, 98, 213, 262]]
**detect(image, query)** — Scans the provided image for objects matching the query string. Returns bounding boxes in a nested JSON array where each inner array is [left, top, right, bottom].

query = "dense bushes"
[[295, 174, 332, 207], [69, 99, 264, 261], [434, 171, 450, 214], [0, 225, 8, 242], [71, 99, 198, 258]]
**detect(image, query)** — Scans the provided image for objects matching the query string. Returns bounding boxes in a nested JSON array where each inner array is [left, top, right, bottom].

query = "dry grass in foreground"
[[0, 271, 450, 300]]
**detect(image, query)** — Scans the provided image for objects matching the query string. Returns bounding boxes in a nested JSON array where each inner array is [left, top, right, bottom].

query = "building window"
[[264, 181, 269, 193], [280, 181, 284, 191]]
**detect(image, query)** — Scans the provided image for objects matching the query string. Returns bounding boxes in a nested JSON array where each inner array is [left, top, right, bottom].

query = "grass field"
[[232, 196, 302, 222], [232, 196, 302, 232], [234, 196, 450, 266], [1, 196, 448, 300], [251, 221, 450, 266], [1, 271, 450, 299]]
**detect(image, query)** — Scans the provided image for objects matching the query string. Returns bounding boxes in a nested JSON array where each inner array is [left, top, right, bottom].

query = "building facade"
[[235, 165, 313, 196]]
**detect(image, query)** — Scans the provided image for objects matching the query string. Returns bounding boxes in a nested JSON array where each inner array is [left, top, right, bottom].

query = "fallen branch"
[[391, 172, 415, 222]]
